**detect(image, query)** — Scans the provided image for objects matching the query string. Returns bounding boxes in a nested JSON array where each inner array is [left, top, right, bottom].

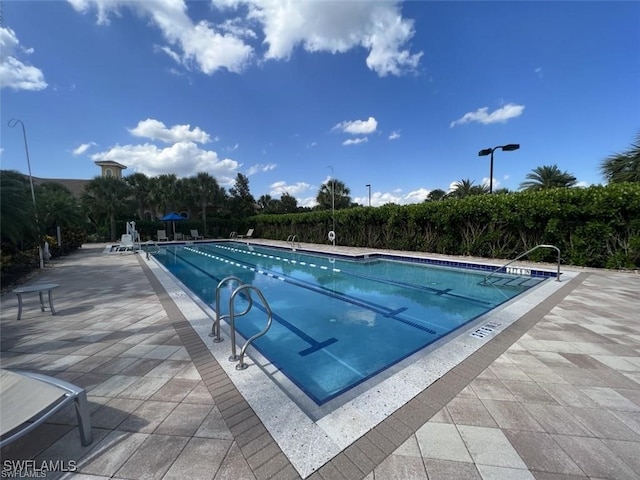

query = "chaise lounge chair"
[[238, 228, 254, 239], [190, 229, 204, 240], [116, 234, 134, 252], [0, 369, 93, 448], [157, 230, 169, 242]]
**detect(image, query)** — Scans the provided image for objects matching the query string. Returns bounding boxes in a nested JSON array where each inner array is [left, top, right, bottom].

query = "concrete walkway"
[[0, 243, 638, 479]]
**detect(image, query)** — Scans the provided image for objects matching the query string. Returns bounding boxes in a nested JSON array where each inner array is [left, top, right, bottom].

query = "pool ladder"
[[210, 276, 273, 370], [286, 234, 300, 251], [483, 244, 561, 284]]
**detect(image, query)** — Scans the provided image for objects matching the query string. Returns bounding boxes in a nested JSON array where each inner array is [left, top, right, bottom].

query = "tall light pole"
[[478, 144, 520, 193], [365, 184, 371, 207], [8, 119, 44, 269], [327, 166, 335, 245]]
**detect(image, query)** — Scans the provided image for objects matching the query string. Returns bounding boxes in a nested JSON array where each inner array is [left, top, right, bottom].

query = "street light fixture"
[[8, 118, 44, 269], [365, 184, 371, 207], [478, 143, 520, 193]]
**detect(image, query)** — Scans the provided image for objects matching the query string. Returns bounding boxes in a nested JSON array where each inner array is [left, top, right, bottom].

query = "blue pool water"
[[154, 242, 545, 405]]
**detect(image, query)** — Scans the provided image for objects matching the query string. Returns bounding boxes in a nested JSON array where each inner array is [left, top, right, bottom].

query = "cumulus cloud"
[[343, 137, 368, 146], [72, 142, 97, 155], [90, 118, 240, 184], [129, 119, 211, 144], [388, 130, 401, 140], [91, 142, 240, 184], [450, 103, 525, 127], [232, 0, 422, 76], [333, 116, 378, 135], [70, 0, 421, 77], [0, 26, 48, 91], [354, 187, 430, 207], [68, 0, 253, 74]]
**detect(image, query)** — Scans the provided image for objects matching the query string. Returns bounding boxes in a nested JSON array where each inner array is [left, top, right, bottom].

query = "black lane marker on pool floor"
[[195, 244, 437, 336], [165, 248, 339, 355]]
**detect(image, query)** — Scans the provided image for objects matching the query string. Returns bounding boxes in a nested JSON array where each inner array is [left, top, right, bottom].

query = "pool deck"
[[1, 241, 639, 479]]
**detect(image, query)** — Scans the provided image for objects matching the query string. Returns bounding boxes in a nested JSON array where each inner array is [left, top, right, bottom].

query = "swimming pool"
[[153, 241, 545, 405]]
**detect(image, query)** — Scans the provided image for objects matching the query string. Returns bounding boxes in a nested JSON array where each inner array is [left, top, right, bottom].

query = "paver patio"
[[1, 242, 638, 479]]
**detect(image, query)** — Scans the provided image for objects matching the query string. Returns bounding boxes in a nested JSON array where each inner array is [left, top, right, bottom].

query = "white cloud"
[[0, 27, 48, 91], [388, 130, 401, 140], [91, 141, 240, 185], [72, 142, 97, 155], [343, 137, 368, 146], [403, 188, 430, 203], [333, 117, 378, 135], [231, 0, 422, 76], [535, 67, 543, 78], [246, 163, 277, 176], [70, 1, 422, 77], [450, 103, 525, 127], [481, 177, 499, 189], [68, 0, 254, 74], [129, 119, 211, 144], [269, 180, 311, 197], [227, 143, 239, 151]]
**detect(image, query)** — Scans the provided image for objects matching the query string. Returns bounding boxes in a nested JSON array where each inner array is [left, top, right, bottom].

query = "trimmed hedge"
[[251, 184, 640, 269]]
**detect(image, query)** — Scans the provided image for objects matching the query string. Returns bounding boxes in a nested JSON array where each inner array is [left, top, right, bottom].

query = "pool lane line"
[[165, 248, 339, 356], [188, 245, 438, 336], [215, 242, 497, 308]]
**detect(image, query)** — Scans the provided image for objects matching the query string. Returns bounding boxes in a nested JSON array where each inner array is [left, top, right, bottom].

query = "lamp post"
[[327, 166, 335, 245], [8, 119, 44, 269], [365, 184, 371, 207], [478, 144, 520, 193]]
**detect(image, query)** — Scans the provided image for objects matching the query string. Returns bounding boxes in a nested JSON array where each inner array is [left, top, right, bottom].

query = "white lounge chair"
[[238, 228, 254, 239], [157, 230, 169, 242], [117, 234, 134, 252], [0, 369, 93, 448], [190, 229, 204, 240]]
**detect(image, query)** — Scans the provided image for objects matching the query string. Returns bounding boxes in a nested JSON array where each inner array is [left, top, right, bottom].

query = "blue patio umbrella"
[[159, 212, 186, 238]]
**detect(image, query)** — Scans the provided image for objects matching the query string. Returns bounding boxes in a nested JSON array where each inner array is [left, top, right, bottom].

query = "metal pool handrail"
[[287, 234, 300, 250], [484, 244, 561, 283], [210, 276, 249, 343], [228, 284, 273, 370]]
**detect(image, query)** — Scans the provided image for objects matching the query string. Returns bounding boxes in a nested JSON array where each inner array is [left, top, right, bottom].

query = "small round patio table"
[[12, 283, 59, 321]]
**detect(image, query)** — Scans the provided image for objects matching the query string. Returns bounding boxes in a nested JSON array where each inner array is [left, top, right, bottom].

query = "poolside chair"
[[116, 234, 134, 252], [238, 228, 254, 239], [174, 232, 184, 241], [190, 229, 204, 240], [0, 369, 93, 448], [157, 230, 169, 242]]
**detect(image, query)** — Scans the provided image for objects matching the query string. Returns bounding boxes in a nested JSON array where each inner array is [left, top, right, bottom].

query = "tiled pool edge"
[[138, 255, 303, 480], [137, 248, 589, 479]]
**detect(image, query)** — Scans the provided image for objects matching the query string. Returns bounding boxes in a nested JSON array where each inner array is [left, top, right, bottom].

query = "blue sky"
[[2, 1, 639, 207]]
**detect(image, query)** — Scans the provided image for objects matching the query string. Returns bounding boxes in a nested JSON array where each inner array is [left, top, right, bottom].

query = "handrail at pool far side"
[[483, 244, 561, 283], [287, 234, 300, 251]]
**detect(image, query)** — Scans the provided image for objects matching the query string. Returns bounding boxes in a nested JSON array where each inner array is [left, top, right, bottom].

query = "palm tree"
[[147, 174, 179, 217], [316, 179, 351, 210], [125, 173, 151, 219], [519, 165, 577, 191], [190, 172, 224, 236], [426, 189, 447, 201], [450, 179, 477, 198], [36, 182, 84, 234], [82, 176, 132, 241], [0, 170, 36, 244], [600, 132, 640, 183]]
